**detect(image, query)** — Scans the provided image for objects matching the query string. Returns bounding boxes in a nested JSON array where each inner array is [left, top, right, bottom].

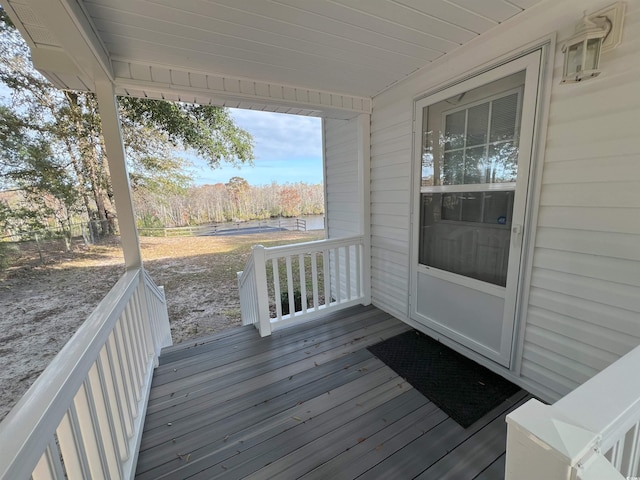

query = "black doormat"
[[367, 330, 520, 428]]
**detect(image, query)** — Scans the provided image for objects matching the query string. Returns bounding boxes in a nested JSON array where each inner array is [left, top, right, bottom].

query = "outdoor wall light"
[[561, 2, 625, 84]]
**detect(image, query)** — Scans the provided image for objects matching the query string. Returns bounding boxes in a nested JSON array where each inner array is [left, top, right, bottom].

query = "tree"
[[0, 10, 254, 237], [225, 177, 250, 219], [278, 186, 302, 217]]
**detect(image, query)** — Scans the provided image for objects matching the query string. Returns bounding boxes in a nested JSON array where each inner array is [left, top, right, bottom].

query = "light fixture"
[[561, 2, 626, 84]]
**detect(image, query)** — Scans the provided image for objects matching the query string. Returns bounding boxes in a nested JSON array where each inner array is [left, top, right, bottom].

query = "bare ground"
[[0, 230, 323, 422]]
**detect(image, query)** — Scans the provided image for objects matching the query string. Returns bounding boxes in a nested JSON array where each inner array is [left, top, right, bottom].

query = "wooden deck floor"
[[135, 305, 529, 479]]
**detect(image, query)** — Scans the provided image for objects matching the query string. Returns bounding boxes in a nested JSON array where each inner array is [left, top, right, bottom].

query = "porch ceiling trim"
[[112, 60, 371, 119]]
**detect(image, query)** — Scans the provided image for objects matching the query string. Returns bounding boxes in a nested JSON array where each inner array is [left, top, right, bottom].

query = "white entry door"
[[411, 51, 542, 367]]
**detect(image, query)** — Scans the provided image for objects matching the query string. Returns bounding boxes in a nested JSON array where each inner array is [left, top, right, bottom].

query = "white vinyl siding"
[[370, 0, 640, 402], [323, 118, 360, 238], [519, 0, 640, 400], [370, 108, 412, 318], [323, 118, 363, 302]]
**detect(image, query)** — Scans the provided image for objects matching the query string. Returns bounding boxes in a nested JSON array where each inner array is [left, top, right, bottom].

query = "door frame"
[[409, 47, 548, 368]]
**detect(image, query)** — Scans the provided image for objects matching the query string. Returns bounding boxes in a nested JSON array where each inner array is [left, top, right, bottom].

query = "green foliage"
[[281, 288, 303, 316], [0, 13, 255, 237], [119, 98, 254, 168]]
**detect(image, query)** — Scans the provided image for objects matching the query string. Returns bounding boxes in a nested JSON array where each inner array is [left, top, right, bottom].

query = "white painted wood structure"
[[1, 0, 639, 478], [238, 235, 366, 336], [506, 343, 640, 480], [0, 269, 172, 479]]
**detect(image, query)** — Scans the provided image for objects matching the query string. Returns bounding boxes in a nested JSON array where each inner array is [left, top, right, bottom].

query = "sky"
[[186, 109, 323, 186]]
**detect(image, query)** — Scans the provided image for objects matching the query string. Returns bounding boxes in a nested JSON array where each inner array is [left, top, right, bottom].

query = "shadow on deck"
[[136, 305, 528, 479]]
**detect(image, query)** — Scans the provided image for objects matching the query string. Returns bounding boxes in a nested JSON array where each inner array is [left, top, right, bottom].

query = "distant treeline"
[[134, 177, 324, 228]]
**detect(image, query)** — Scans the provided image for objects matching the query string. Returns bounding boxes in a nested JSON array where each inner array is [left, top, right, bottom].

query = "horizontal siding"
[[370, 108, 412, 318], [528, 288, 638, 339], [535, 227, 640, 261], [523, 0, 640, 399], [324, 118, 359, 239], [370, 0, 640, 401]]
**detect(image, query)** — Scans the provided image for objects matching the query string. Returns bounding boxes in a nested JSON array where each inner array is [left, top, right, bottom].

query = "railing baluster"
[[107, 332, 134, 438], [285, 255, 295, 316], [114, 321, 139, 416], [311, 252, 319, 311], [612, 439, 623, 471], [133, 284, 155, 364], [323, 249, 331, 307], [273, 258, 282, 320], [124, 306, 144, 396], [88, 360, 123, 479], [345, 245, 351, 301], [629, 423, 640, 476], [32, 439, 65, 480], [78, 376, 112, 479], [334, 247, 341, 304], [127, 298, 145, 378], [355, 244, 362, 298], [57, 404, 91, 479], [99, 346, 129, 461], [299, 253, 308, 314]]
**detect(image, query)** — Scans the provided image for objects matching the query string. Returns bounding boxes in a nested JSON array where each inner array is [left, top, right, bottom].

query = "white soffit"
[[2, 0, 545, 117]]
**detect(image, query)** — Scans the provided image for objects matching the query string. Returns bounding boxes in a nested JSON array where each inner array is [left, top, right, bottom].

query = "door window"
[[418, 72, 525, 286]]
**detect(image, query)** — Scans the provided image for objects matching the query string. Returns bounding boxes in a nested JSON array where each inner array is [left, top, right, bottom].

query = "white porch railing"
[[238, 235, 368, 336], [506, 344, 640, 480], [0, 268, 172, 480]]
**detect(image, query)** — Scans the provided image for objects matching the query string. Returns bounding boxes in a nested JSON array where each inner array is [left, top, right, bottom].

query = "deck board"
[[136, 305, 530, 479]]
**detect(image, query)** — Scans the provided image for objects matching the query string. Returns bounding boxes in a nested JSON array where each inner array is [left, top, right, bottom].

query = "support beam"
[[95, 80, 142, 269], [19, 0, 113, 83], [357, 114, 372, 305]]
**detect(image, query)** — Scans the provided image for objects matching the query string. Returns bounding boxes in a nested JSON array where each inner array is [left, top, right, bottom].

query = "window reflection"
[[418, 71, 525, 286], [419, 191, 514, 286], [422, 90, 521, 187]]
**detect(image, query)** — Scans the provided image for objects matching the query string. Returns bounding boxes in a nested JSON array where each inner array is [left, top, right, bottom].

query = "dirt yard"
[[0, 230, 324, 422]]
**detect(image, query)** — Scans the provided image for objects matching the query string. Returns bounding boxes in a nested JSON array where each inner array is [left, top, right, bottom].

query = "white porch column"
[[357, 113, 372, 305], [95, 80, 142, 269]]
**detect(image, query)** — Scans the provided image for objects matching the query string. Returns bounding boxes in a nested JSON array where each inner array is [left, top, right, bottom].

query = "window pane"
[[483, 191, 514, 225], [442, 150, 464, 185], [488, 141, 518, 183], [444, 110, 465, 150], [441, 193, 461, 221], [466, 102, 489, 146], [461, 192, 483, 223], [419, 192, 514, 286], [490, 93, 518, 142], [464, 146, 487, 184]]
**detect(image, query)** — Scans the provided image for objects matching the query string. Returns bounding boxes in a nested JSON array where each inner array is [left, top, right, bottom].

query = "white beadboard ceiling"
[[2, 0, 544, 118]]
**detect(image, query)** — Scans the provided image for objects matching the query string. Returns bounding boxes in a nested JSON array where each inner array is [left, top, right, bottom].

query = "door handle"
[[511, 224, 523, 247]]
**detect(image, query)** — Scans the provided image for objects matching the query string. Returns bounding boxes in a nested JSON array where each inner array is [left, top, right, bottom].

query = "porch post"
[[357, 114, 372, 305], [95, 80, 143, 269]]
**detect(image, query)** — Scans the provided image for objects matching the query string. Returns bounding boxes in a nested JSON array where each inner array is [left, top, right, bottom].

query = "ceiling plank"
[[274, 0, 462, 51], [393, 0, 498, 33], [203, 0, 441, 58], [448, 0, 523, 23], [87, 5, 427, 73]]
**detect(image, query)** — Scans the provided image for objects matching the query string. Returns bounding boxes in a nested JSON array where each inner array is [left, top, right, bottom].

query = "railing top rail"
[[0, 268, 142, 479], [554, 344, 640, 446], [143, 269, 165, 299], [262, 235, 363, 260], [238, 253, 257, 287]]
